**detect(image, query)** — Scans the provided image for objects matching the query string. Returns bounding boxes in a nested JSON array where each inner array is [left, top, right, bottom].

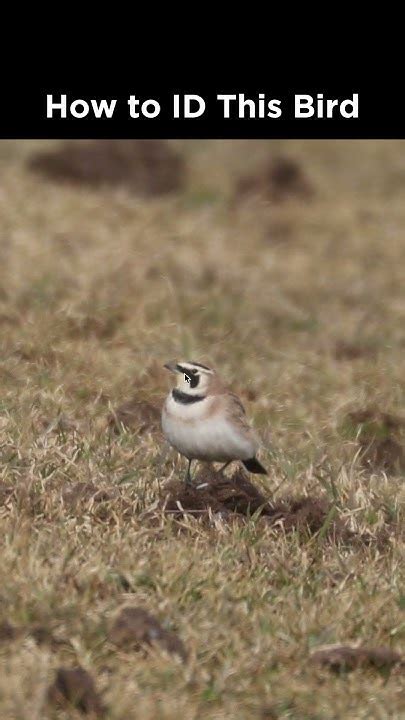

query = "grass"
[[0, 140, 404, 718]]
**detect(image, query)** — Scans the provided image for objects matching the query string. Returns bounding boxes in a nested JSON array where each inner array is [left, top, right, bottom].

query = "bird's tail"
[[242, 457, 267, 475]]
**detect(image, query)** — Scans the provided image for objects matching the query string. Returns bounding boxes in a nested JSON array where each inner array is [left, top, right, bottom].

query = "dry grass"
[[0, 140, 405, 718]]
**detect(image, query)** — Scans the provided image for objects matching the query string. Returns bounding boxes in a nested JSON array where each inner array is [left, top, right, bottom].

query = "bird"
[[161, 360, 267, 484]]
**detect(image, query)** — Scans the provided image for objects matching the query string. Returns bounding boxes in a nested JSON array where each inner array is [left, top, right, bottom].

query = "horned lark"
[[162, 360, 267, 484]]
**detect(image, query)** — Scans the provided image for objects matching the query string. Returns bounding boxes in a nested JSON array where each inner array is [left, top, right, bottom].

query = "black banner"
[[1, 79, 403, 139]]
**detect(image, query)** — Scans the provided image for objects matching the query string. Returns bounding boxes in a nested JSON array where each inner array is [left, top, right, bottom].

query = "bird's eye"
[[184, 374, 190, 383]]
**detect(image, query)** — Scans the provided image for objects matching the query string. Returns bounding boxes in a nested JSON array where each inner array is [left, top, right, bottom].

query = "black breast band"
[[172, 389, 206, 404]]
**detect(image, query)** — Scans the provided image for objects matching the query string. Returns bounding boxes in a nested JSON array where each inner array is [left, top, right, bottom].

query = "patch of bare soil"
[[163, 467, 271, 519], [28, 140, 185, 197], [161, 468, 354, 542], [48, 666, 105, 716], [108, 397, 161, 435], [341, 407, 405, 473], [268, 495, 348, 539], [310, 644, 403, 674], [260, 707, 279, 720], [109, 606, 187, 662], [334, 340, 377, 361], [235, 155, 314, 203]]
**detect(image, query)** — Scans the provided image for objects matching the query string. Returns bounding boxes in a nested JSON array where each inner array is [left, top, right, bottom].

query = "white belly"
[[161, 395, 255, 462]]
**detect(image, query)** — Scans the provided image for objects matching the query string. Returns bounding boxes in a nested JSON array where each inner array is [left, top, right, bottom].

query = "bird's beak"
[[163, 360, 179, 373]]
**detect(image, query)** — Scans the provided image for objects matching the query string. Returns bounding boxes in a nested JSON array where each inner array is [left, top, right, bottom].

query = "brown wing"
[[228, 392, 246, 416], [225, 392, 260, 449]]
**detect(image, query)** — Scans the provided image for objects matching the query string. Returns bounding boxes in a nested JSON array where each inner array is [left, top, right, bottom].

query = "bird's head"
[[163, 360, 215, 396]]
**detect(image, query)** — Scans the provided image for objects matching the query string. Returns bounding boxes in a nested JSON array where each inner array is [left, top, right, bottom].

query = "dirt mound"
[[334, 340, 377, 361], [48, 666, 105, 716], [161, 468, 353, 541], [235, 155, 314, 203], [310, 644, 403, 674], [268, 495, 338, 536], [109, 606, 187, 662], [28, 140, 185, 196], [340, 407, 405, 473], [163, 467, 272, 519]]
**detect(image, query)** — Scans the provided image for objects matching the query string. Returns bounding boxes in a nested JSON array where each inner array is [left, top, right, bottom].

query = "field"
[[0, 140, 404, 719]]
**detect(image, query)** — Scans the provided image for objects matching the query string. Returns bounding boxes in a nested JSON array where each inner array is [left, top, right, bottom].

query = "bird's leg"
[[219, 460, 232, 474], [185, 459, 193, 486]]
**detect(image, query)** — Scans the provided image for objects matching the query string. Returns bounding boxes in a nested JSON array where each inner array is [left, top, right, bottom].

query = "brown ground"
[[28, 140, 185, 196]]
